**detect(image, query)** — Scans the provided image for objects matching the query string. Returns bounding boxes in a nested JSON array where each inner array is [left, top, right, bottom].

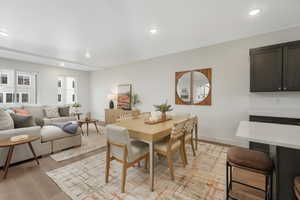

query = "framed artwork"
[[117, 84, 132, 110]]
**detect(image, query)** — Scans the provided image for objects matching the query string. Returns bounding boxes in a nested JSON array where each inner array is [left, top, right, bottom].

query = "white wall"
[[0, 58, 90, 113], [90, 26, 300, 146]]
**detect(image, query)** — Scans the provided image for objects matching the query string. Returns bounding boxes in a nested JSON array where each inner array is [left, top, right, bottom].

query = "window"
[[22, 93, 29, 103], [57, 76, 77, 104], [18, 74, 31, 86], [58, 80, 62, 88], [0, 73, 8, 85], [16, 93, 20, 103], [0, 70, 37, 104], [6, 93, 13, 103], [58, 94, 62, 102]]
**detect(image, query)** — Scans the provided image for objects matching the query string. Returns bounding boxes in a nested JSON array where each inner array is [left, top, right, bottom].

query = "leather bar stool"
[[226, 147, 273, 200], [294, 177, 300, 199]]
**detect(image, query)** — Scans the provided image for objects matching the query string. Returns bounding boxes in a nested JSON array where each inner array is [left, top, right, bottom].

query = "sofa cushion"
[[44, 107, 60, 118], [58, 106, 70, 117], [40, 126, 79, 142], [24, 105, 44, 119], [0, 109, 14, 130], [10, 113, 35, 128], [43, 116, 77, 125]]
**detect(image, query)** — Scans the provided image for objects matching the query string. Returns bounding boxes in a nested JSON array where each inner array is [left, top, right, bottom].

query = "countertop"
[[236, 121, 300, 150]]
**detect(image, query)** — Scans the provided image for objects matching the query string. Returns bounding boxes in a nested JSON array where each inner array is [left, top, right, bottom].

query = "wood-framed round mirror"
[[175, 68, 212, 105]]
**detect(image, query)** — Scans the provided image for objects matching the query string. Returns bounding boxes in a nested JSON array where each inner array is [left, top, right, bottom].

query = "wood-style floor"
[[0, 138, 265, 200]]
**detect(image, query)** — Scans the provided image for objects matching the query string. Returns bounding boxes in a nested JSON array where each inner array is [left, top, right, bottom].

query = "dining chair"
[[105, 125, 149, 193], [117, 113, 133, 122], [184, 117, 197, 163], [154, 119, 187, 181]]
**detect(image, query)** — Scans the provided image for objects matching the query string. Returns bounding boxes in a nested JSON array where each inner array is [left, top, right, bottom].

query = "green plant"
[[72, 103, 82, 108], [153, 101, 173, 113], [132, 93, 141, 107]]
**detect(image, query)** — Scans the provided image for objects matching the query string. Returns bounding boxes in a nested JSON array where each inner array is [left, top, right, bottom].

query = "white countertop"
[[236, 121, 300, 150], [249, 109, 300, 119]]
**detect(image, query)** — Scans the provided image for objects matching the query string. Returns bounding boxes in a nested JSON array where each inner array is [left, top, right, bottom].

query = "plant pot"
[[161, 112, 167, 121]]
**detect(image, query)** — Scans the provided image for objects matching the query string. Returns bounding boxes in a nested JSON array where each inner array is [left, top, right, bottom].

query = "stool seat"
[[227, 147, 273, 172], [295, 177, 300, 199]]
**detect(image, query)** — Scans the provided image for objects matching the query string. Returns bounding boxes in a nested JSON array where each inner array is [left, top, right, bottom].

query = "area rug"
[[50, 126, 107, 162], [47, 141, 228, 200]]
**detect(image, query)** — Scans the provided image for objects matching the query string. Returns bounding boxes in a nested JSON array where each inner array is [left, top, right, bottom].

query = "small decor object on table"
[[153, 101, 173, 121], [132, 93, 141, 110], [72, 103, 82, 113], [0, 135, 40, 179]]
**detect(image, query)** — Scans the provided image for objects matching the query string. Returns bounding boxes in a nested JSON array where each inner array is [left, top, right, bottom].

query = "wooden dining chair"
[[105, 125, 149, 193], [184, 117, 197, 163], [154, 119, 187, 181], [116, 113, 134, 122]]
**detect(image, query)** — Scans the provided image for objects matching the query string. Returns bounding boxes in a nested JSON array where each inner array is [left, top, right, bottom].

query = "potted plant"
[[153, 101, 173, 121], [72, 103, 82, 113], [132, 93, 141, 110]]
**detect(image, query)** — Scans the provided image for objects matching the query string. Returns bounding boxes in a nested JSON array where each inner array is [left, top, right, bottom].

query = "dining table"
[[114, 115, 196, 191]]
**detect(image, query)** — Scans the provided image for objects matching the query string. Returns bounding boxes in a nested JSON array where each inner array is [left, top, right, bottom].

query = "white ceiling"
[[0, 0, 300, 71]]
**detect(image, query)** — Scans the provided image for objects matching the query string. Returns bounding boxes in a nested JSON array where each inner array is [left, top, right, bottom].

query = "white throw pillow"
[[0, 109, 14, 130], [44, 107, 60, 118]]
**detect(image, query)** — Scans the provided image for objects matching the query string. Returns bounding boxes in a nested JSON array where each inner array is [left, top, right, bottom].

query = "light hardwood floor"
[[0, 138, 265, 200]]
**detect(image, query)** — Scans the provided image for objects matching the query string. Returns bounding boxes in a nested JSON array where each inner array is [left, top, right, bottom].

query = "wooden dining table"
[[114, 115, 194, 191]]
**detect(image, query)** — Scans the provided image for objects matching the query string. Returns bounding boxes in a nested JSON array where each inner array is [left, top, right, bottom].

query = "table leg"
[[28, 142, 39, 165], [195, 123, 198, 150], [86, 122, 89, 136], [79, 123, 84, 135], [94, 122, 100, 134], [3, 146, 14, 179], [148, 142, 154, 191]]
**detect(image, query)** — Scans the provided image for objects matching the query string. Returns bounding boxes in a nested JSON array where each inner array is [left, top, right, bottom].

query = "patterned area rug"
[[47, 142, 228, 200], [50, 126, 107, 162]]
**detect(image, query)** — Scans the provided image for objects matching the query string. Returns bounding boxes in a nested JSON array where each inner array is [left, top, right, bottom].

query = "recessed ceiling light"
[[85, 52, 91, 59], [60, 62, 65, 67], [149, 28, 158, 35], [249, 9, 261, 16], [0, 30, 8, 38]]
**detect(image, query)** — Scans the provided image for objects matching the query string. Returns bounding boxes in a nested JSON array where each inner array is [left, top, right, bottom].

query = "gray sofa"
[[0, 105, 81, 166]]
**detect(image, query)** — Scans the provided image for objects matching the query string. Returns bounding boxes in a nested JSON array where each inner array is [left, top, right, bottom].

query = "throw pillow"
[[44, 107, 60, 118], [14, 109, 30, 115], [0, 109, 14, 130], [58, 106, 70, 117], [10, 113, 35, 128]]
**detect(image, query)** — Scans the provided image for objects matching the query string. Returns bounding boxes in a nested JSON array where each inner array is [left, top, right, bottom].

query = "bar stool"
[[294, 177, 300, 199], [226, 147, 273, 200]]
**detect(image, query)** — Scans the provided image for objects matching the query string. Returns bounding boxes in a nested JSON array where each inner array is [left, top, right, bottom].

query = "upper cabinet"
[[250, 40, 300, 92]]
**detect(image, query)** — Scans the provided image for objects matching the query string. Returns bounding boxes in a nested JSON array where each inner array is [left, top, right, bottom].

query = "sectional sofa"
[[0, 105, 82, 166]]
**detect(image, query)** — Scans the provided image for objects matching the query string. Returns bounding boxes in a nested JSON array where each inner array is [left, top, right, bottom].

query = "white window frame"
[[17, 74, 31, 87], [5, 92, 14, 104], [0, 72, 8, 85], [21, 92, 30, 103], [57, 76, 77, 105]]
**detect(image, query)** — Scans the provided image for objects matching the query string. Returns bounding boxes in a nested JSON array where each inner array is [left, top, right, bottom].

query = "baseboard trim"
[[198, 135, 248, 148]]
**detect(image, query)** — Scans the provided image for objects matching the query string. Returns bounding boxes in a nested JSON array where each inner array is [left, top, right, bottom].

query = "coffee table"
[[0, 135, 40, 179], [77, 119, 100, 136]]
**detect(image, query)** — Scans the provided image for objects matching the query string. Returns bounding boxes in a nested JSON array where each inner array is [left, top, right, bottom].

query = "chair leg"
[[105, 143, 110, 183], [190, 139, 196, 156], [145, 156, 148, 170], [167, 153, 175, 181], [121, 163, 127, 193], [179, 144, 186, 167], [265, 174, 269, 200], [183, 143, 188, 165], [137, 162, 141, 167]]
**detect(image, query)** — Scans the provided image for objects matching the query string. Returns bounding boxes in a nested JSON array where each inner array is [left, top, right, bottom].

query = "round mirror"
[[192, 71, 210, 103], [176, 72, 191, 103]]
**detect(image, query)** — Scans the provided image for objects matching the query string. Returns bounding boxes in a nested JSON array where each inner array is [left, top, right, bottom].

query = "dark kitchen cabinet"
[[250, 40, 300, 92]]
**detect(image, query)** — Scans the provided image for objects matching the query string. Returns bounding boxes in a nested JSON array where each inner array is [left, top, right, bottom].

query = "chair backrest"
[[170, 119, 187, 140], [117, 113, 133, 122], [106, 125, 133, 161], [184, 118, 194, 135]]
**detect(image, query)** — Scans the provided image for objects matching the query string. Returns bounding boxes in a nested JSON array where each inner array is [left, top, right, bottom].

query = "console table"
[[105, 109, 140, 124]]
